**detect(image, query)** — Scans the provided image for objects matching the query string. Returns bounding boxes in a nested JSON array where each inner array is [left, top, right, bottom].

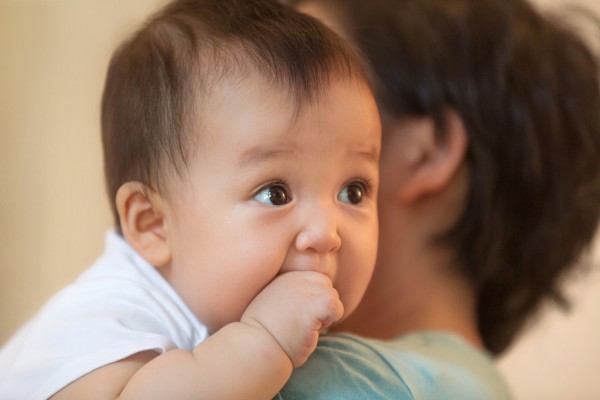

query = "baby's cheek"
[[337, 256, 373, 319]]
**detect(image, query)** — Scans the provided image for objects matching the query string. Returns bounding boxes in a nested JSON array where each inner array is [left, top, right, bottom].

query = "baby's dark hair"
[[101, 0, 367, 229], [292, 0, 600, 355]]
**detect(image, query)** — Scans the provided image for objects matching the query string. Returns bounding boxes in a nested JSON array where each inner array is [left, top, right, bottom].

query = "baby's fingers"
[[316, 288, 344, 331]]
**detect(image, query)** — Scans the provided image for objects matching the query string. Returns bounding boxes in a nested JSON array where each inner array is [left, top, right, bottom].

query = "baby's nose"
[[294, 209, 341, 255]]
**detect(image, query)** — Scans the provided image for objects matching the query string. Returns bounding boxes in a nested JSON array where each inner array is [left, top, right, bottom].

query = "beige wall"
[[0, 1, 598, 399], [0, 0, 165, 340]]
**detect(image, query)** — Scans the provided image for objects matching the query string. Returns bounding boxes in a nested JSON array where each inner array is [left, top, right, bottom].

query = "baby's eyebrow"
[[351, 147, 380, 166], [238, 147, 295, 168]]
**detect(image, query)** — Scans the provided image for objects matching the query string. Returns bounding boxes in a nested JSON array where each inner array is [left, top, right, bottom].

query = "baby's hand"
[[240, 271, 343, 368]]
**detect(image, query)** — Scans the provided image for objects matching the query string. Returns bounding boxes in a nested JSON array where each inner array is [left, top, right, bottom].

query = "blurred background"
[[0, 0, 598, 398]]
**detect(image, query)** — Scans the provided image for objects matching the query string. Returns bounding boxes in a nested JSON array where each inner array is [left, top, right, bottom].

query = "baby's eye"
[[254, 183, 290, 206], [338, 181, 367, 205]]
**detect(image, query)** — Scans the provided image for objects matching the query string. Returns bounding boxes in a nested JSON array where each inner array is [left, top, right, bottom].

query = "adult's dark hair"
[[101, 0, 367, 230], [292, 0, 600, 355]]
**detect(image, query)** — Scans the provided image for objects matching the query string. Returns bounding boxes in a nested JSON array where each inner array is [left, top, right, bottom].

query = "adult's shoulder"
[[276, 332, 512, 400], [276, 334, 414, 400]]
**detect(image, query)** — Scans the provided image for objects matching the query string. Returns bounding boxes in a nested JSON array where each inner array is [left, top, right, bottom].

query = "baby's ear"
[[115, 182, 171, 268], [394, 109, 468, 203]]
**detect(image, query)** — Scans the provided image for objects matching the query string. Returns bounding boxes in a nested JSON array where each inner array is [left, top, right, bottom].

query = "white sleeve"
[[0, 279, 197, 400]]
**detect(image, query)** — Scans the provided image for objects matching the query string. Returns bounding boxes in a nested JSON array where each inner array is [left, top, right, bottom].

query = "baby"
[[0, 0, 381, 398]]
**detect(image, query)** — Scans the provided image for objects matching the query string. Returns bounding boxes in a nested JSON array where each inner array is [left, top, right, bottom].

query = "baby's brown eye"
[[338, 182, 365, 205], [254, 184, 290, 206]]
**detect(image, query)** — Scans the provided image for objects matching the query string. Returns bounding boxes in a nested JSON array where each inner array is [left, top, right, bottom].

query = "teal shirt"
[[276, 332, 511, 399]]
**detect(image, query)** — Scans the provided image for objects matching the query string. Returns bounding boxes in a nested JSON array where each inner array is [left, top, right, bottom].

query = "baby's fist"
[[241, 271, 344, 367]]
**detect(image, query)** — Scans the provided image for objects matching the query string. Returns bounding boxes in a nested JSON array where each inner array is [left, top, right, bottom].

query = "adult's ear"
[[115, 182, 171, 268], [394, 110, 468, 203]]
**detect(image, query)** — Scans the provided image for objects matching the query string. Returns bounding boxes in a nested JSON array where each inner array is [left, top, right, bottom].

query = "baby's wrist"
[[235, 320, 293, 371]]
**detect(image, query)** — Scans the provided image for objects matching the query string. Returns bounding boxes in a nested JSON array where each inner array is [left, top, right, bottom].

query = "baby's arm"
[[51, 271, 342, 400]]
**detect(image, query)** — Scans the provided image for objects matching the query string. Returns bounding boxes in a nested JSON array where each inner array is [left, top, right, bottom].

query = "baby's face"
[[160, 73, 381, 333]]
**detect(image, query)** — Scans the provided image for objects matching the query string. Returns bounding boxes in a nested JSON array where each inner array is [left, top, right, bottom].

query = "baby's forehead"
[[191, 70, 378, 147], [191, 66, 373, 133]]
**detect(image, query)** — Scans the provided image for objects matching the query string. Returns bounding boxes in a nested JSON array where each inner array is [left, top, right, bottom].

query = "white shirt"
[[0, 230, 208, 400]]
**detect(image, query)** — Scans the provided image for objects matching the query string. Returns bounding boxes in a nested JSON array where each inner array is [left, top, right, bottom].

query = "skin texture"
[[51, 75, 381, 399]]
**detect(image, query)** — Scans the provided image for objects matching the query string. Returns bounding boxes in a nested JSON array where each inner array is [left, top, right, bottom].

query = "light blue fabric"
[[276, 332, 511, 400]]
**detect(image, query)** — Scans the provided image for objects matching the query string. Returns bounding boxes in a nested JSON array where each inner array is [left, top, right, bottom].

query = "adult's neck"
[[333, 245, 483, 348]]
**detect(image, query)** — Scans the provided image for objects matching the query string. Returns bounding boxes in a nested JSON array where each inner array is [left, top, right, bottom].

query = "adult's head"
[[293, 0, 600, 355]]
